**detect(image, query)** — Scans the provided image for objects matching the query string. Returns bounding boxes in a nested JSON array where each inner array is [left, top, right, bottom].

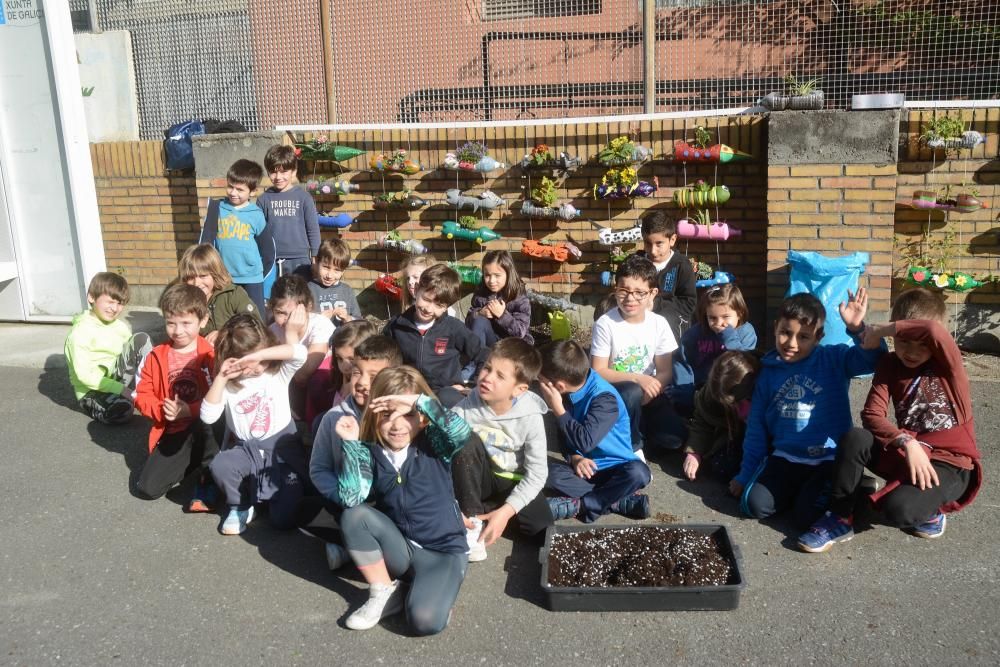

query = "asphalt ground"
[[1, 318, 998, 666]]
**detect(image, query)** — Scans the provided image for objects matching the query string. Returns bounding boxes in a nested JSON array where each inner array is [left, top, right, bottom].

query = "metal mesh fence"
[[71, 0, 1000, 136]]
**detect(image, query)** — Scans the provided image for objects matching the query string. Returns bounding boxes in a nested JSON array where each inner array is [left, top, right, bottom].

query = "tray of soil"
[[540, 524, 745, 612]]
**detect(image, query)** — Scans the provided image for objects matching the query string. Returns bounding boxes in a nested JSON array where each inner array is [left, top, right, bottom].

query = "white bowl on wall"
[[852, 94, 905, 110]]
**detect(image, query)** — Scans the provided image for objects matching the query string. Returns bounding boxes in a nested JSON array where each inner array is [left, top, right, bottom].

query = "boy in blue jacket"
[[729, 289, 885, 527], [539, 340, 652, 523]]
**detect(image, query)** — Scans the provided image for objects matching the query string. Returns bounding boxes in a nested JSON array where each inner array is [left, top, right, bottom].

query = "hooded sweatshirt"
[[201, 200, 271, 283], [451, 390, 548, 512], [65, 309, 133, 400], [672, 322, 758, 410], [309, 395, 362, 504]]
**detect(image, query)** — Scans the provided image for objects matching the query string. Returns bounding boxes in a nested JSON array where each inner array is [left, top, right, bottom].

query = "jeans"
[[546, 459, 651, 523]]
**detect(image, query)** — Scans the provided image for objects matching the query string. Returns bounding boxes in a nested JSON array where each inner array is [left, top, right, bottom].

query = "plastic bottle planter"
[[600, 247, 631, 287], [520, 200, 581, 221], [294, 142, 365, 162], [672, 142, 751, 164], [445, 189, 505, 212], [370, 150, 421, 175], [907, 266, 983, 292], [596, 137, 653, 167], [759, 89, 824, 111], [519, 150, 582, 173], [677, 218, 742, 241], [673, 181, 731, 208], [521, 239, 582, 263], [440, 220, 501, 245], [925, 131, 985, 150], [597, 222, 642, 246], [696, 271, 735, 289], [447, 263, 482, 285], [373, 191, 428, 211], [593, 171, 658, 200], [378, 232, 428, 255], [375, 274, 403, 300], [527, 289, 577, 311], [906, 191, 987, 213], [318, 213, 353, 228], [305, 179, 358, 197], [443, 153, 506, 174]]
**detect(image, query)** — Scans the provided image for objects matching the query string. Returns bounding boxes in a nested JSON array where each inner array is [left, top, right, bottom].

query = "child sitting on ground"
[[682, 351, 760, 482], [672, 283, 757, 414], [133, 284, 218, 509], [307, 238, 361, 326], [399, 255, 452, 316], [305, 320, 378, 430], [199, 159, 274, 314], [538, 340, 652, 523], [256, 144, 320, 278], [451, 338, 551, 562], [178, 243, 260, 344], [202, 314, 309, 535], [590, 255, 683, 455], [797, 288, 982, 552], [333, 367, 473, 634], [465, 249, 533, 347], [730, 290, 885, 528], [383, 263, 487, 407], [65, 272, 152, 424], [638, 211, 697, 341]]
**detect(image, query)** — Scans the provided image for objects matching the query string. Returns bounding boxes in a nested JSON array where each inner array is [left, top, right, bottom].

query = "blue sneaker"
[[797, 511, 855, 553], [220, 506, 255, 535], [910, 512, 946, 539]]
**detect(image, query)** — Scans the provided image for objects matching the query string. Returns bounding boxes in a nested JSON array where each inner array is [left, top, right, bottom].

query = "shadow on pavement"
[[503, 536, 547, 609], [37, 354, 79, 411]]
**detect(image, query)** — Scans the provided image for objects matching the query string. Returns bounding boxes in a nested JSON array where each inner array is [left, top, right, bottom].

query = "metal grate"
[[69, 0, 1000, 134]]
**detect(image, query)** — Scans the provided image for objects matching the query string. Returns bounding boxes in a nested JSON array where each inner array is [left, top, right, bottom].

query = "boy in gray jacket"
[[451, 338, 552, 562]]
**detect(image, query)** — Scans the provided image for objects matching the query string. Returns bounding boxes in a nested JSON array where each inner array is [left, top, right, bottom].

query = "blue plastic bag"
[[164, 120, 205, 171], [786, 250, 869, 346]]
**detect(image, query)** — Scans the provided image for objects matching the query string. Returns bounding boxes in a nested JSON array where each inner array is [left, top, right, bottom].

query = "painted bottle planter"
[[925, 131, 985, 150], [696, 271, 735, 289], [378, 232, 428, 255], [445, 189, 505, 212], [906, 191, 987, 213], [375, 274, 403, 300], [907, 266, 983, 292], [447, 263, 482, 285], [596, 138, 653, 167], [672, 141, 751, 164], [519, 151, 583, 173], [521, 239, 582, 263], [593, 178, 658, 200], [317, 213, 353, 228], [370, 151, 422, 175], [305, 179, 358, 197], [759, 90, 825, 111], [440, 220, 501, 245], [527, 289, 577, 312], [596, 222, 643, 246], [521, 200, 581, 221], [294, 144, 365, 162], [673, 182, 731, 207], [372, 191, 428, 211], [677, 219, 742, 241], [443, 153, 506, 173]]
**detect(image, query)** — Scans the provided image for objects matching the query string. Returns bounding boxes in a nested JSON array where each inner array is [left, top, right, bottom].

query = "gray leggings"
[[340, 504, 468, 636]]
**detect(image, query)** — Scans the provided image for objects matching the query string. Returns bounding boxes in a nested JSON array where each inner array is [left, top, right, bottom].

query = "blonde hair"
[[359, 366, 433, 444], [399, 254, 439, 309], [178, 244, 233, 294]]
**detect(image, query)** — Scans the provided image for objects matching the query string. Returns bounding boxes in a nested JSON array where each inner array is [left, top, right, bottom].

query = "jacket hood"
[[458, 387, 548, 422]]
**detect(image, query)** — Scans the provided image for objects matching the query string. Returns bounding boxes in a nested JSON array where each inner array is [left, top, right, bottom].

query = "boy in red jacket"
[[134, 283, 219, 511], [798, 288, 982, 552]]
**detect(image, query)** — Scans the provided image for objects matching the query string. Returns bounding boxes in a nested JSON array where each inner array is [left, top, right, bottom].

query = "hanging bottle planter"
[[305, 179, 358, 197], [672, 126, 750, 164], [906, 190, 987, 214], [696, 271, 736, 289], [440, 219, 502, 245], [596, 136, 652, 167], [593, 169, 657, 200], [370, 149, 422, 175], [374, 274, 403, 299], [907, 266, 983, 292], [443, 142, 505, 173], [293, 138, 365, 162], [677, 211, 742, 241], [447, 263, 482, 285], [519, 143, 582, 173], [445, 188, 505, 212], [378, 231, 428, 255], [595, 221, 643, 246], [919, 117, 985, 150], [317, 213, 354, 228], [520, 239, 582, 263], [372, 190, 428, 211], [526, 290, 577, 312], [522, 177, 581, 220], [759, 75, 825, 111], [673, 180, 731, 207]]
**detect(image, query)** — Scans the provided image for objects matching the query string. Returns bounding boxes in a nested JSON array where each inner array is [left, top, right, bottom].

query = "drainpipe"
[[643, 0, 655, 113], [320, 0, 337, 122]]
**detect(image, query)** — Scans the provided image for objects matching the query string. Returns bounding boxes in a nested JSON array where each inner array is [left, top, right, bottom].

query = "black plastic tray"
[[539, 523, 746, 612]]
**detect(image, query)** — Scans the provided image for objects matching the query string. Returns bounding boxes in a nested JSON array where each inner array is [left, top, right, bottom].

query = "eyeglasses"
[[614, 288, 652, 301]]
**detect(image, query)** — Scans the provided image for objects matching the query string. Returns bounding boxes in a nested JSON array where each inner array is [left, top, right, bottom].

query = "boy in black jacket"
[[639, 211, 697, 341], [383, 264, 488, 407]]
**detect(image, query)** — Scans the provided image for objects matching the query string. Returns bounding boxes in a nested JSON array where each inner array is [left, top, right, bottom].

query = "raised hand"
[[285, 303, 309, 342], [838, 286, 869, 332], [368, 394, 420, 421], [335, 415, 360, 441]]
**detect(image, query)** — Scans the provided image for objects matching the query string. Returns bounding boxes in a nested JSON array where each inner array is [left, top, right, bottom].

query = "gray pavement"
[[1, 317, 999, 666]]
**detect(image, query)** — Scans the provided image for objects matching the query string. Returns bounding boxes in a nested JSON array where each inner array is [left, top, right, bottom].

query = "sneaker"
[[220, 506, 255, 535], [910, 512, 947, 539], [611, 493, 651, 520], [186, 481, 217, 513], [345, 580, 405, 630], [325, 542, 350, 571], [547, 496, 580, 521], [859, 474, 884, 495], [634, 448, 648, 464], [466, 518, 487, 563], [797, 511, 855, 553]]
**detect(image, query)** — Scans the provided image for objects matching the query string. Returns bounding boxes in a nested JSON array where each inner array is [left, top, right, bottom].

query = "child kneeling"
[[333, 367, 472, 635]]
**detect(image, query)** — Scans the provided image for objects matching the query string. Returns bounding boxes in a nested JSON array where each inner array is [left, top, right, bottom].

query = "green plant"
[[457, 215, 479, 229], [784, 74, 821, 96], [895, 229, 956, 273], [920, 116, 965, 143], [529, 143, 553, 166], [692, 126, 712, 149], [602, 167, 638, 189], [456, 142, 487, 163], [531, 177, 559, 207], [598, 136, 636, 164]]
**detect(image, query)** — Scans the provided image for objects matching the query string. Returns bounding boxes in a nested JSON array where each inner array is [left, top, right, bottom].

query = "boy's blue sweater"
[[256, 186, 319, 259], [734, 332, 885, 486], [558, 369, 637, 471], [672, 322, 757, 410], [209, 201, 268, 283]]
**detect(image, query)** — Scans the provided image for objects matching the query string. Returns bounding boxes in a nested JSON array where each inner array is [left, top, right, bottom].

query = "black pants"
[[451, 436, 553, 537], [612, 382, 688, 451], [829, 427, 971, 527], [743, 456, 833, 528], [136, 421, 219, 499]]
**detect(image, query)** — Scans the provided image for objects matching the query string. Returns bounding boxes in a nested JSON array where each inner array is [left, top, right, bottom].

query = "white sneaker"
[[346, 580, 405, 630], [634, 448, 648, 463], [326, 542, 350, 571], [466, 518, 487, 562]]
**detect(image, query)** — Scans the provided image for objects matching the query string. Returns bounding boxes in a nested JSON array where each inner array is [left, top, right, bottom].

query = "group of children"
[[63, 149, 982, 634]]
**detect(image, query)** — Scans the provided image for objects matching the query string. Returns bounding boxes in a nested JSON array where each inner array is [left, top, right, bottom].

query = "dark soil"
[[546, 527, 735, 588]]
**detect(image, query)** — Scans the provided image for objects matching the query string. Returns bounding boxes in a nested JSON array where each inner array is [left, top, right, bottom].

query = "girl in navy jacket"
[[333, 366, 473, 634], [465, 249, 534, 346]]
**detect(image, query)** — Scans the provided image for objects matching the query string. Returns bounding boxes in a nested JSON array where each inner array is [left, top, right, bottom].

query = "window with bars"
[[483, 0, 602, 22]]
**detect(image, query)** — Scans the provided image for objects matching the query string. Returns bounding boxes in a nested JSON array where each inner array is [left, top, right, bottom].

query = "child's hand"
[[163, 394, 190, 421], [369, 394, 420, 421], [538, 381, 564, 415], [479, 504, 516, 546], [335, 415, 360, 441], [571, 454, 597, 479], [728, 478, 744, 497], [635, 374, 662, 403], [486, 299, 506, 319], [683, 452, 701, 481], [285, 304, 309, 342], [331, 306, 351, 322], [903, 439, 940, 490], [217, 357, 244, 381], [838, 287, 869, 332]]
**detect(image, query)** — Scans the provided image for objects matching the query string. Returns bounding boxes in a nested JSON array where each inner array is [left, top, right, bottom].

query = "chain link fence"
[[71, 0, 1000, 137]]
